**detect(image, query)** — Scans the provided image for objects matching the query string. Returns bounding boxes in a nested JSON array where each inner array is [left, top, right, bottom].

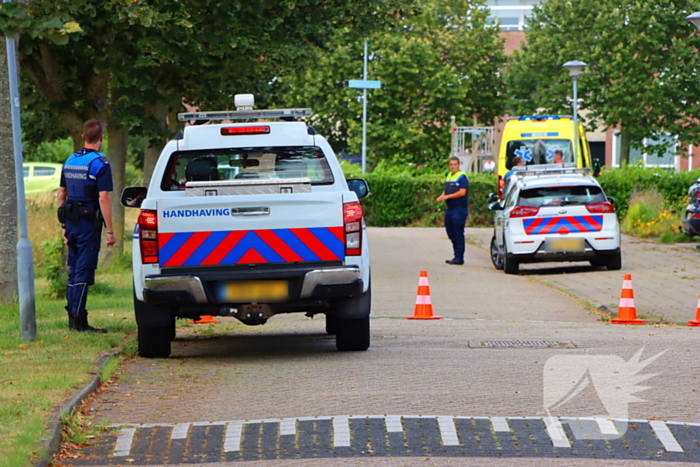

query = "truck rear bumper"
[[142, 265, 362, 305]]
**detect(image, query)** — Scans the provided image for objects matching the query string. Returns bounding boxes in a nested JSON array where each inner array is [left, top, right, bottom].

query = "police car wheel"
[[490, 235, 504, 270], [138, 326, 172, 358], [336, 317, 370, 351], [503, 248, 519, 275], [606, 252, 622, 271]]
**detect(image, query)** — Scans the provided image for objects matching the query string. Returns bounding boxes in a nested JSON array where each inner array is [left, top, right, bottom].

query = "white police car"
[[489, 164, 621, 274]]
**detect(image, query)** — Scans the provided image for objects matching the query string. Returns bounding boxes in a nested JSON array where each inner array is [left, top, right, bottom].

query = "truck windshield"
[[161, 146, 335, 191], [506, 139, 573, 168], [517, 185, 606, 208]]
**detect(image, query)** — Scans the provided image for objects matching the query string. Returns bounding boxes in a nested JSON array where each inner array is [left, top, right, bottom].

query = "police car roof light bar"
[[512, 163, 591, 178], [178, 108, 312, 122]]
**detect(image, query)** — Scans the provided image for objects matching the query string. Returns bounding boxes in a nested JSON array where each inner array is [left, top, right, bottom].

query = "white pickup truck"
[[121, 95, 371, 358]]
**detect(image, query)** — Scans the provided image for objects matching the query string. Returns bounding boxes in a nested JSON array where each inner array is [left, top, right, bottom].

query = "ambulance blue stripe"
[[308, 227, 345, 258], [273, 229, 321, 262], [159, 233, 191, 265], [182, 231, 229, 267]]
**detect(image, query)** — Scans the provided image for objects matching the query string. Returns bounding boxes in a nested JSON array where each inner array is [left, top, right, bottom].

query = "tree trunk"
[[619, 128, 631, 166], [106, 124, 127, 260], [0, 39, 19, 301]]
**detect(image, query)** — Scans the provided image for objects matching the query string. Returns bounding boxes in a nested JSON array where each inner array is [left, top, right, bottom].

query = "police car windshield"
[[517, 185, 606, 208], [162, 146, 335, 190], [506, 139, 573, 167]]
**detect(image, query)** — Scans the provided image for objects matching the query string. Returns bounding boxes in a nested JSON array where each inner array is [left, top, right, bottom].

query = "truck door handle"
[[231, 207, 270, 216]]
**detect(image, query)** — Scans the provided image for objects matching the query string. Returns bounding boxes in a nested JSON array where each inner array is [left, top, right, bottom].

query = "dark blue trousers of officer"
[[65, 217, 102, 319], [445, 206, 468, 263]]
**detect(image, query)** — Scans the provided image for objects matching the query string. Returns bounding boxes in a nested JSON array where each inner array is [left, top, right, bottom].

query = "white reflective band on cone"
[[419, 277, 429, 286], [622, 280, 632, 289], [415, 295, 432, 305], [618, 298, 635, 308]]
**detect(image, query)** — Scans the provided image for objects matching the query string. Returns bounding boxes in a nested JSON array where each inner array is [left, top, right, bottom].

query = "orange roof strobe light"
[[687, 294, 700, 326], [407, 270, 442, 320], [610, 274, 644, 325]]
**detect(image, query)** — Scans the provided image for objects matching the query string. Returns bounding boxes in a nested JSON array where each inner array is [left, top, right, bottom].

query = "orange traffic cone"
[[610, 274, 644, 325], [406, 271, 441, 320], [687, 294, 700, 326], [189, 315, 218, 324]]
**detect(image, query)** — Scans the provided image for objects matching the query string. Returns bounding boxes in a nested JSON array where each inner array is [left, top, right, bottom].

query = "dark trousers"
[[65, 218, 101, 317], [444, 206, 468, 261]]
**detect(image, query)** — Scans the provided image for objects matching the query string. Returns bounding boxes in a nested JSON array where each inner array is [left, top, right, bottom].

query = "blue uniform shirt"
[[60, 149, 113, 207], [444, 171, 469, 209]]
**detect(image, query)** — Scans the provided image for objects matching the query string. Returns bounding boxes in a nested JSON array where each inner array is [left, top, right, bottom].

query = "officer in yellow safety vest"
[[436, 156, 469, 265]]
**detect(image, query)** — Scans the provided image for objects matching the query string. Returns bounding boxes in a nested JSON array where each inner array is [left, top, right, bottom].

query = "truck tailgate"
[[156, 193, 345, 268]]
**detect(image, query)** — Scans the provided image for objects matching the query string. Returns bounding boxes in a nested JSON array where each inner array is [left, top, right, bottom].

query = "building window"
[[486, 0, 540, 31]]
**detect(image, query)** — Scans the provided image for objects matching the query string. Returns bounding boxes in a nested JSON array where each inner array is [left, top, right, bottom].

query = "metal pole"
[[572, 76, 578, 164], [361, 38, 368, 174], [5, 11, 36, 341]]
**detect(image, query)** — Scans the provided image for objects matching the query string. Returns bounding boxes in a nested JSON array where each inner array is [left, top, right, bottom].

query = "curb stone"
[[35, 350, 120, 467]]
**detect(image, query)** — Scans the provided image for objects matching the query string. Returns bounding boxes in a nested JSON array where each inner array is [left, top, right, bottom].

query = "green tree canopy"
[[283, 0, 506, 170], [504, 0, 700, 163]]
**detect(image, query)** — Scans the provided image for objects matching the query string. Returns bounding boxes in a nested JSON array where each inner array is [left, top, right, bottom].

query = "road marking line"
[[649, 420, 684, 452], [170, 423, 190, 439], [113, 427, 136, 457], [544, 417, 571, 448], [223, 421, 244, 452], [490, 417, 510, 432], [385, 415, 403, 433], [595, 418, 619, 436], [280, 418, 296, 436], [333, 416, 351, 447], [437, 416, 460, 446]]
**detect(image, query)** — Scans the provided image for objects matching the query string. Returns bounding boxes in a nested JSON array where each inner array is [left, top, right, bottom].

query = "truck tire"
[[336, 317, 370, 351], [325, 313, 339, 335], [138, 326, 172, 358]]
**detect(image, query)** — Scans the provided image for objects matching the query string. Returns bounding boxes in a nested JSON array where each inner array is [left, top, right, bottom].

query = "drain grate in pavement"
[[481, 340, 560, 347]]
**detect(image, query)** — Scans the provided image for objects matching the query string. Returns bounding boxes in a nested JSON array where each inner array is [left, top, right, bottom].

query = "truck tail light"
[[343, 201, 363, 256], [221, 126, 270, 135], [509, 206, 539, 218], [586, 202, 615, 214], [138, 209, 159, 264]]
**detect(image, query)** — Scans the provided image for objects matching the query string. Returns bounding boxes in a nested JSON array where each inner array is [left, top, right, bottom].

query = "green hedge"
[[361, 172, 497, 227], [358, 166, 700, 227], [597, 166, 700, 219]]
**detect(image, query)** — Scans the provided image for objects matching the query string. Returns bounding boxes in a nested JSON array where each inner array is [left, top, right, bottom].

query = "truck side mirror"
[[347, 178, 370, 199], [121, 186, 147, 208]]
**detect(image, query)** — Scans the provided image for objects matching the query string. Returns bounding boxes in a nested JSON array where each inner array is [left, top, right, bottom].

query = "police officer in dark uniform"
[[57, 119, 116, 332], [437, 156, 469, 265]]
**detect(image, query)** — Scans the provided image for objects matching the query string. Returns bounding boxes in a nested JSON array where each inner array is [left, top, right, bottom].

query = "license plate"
[[548, 237, 585, 252], [218, 281, 289, 302]]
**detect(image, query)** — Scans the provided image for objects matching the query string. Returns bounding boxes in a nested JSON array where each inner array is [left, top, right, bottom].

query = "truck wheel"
[[336, 317, 370, 351], [138, 326, 172, 358], [503, 246, 519, 275], [490, 235, 504, 270], [325, 313, 339, 335], [606, 252, 622, 271]]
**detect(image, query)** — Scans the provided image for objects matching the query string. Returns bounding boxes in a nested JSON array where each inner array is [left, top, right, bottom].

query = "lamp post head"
[[687, 12, 700, 32], [563, 60, 587, 80]]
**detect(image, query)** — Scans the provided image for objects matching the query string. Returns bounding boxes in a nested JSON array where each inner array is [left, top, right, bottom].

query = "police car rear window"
[[161, 146, 335, 191], [517, 185, 606, 208]]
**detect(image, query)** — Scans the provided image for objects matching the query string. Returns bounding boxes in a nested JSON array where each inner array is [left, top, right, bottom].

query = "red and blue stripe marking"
[[523, 216, 603, 235], [158, 227, 345, 267]]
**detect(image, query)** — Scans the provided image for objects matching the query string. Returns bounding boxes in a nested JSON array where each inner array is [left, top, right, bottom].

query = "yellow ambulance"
[[497, 115, 592, 194]]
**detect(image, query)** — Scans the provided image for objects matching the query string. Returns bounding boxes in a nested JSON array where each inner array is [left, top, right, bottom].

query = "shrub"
[[623, 189, 681, 238]]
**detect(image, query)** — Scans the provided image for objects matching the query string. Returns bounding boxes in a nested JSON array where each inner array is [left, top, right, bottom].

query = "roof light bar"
[[178, 108, 312, 121], [512, 164, 592, 177]]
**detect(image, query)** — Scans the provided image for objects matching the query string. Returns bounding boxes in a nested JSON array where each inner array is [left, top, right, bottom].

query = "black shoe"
[[445, 258, 464, 265], [73, 315, 108, 333]]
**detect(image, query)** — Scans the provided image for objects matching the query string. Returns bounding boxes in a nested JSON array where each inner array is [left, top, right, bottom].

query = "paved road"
[[61, 228, 700, 466]]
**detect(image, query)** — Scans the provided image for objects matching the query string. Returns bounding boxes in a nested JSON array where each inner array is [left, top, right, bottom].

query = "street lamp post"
[[687, 12, 700, 31], [562, 60, 587, 164]]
